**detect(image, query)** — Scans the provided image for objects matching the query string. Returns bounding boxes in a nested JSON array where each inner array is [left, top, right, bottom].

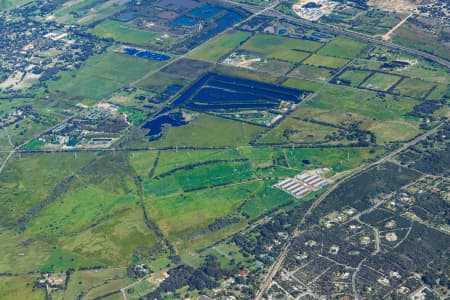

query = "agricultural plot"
[[303, 54, 349, 69], [144, 182, 256, 253], [239, 33, 322, 62], [427, 83, 450, 101], [48, 51, 166, 102], [336, 69, 373, 87], [0, 276, 44, 300], [258, 118, 338, 144], [0, 152, 94, 228], [189, 31, 252, 62], [316, 37, 366, 59], [288, 64, 336, 81], [146, 113, 264, 147], [89, 20, 159, 45], [360, 72, 402, 91], [53, 0, 127, 25], [392, 78, 436, 99], [308, 85, 416, 120]]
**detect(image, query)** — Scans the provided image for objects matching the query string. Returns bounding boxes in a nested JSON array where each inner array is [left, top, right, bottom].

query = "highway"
[[224, 0, 450, 68]]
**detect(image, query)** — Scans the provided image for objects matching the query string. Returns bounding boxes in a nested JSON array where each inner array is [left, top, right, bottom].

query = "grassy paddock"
[[317, 37, 366, 59], [189, 31, 251, 62], [89, 20, 159, 45], [240, 33, 322, 62]]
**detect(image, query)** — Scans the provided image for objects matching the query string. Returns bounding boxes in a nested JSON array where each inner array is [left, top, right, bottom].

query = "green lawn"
[[189, 31, 252, 62], [89, 20, 159, 45]]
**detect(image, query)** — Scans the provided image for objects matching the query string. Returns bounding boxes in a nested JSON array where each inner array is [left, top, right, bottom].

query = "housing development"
[[0, 0, 448, 299]]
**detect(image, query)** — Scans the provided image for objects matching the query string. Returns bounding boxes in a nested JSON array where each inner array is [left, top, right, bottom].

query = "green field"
[[337, 69, 373, 87], [89, 20, 159, 45], [0, 152, 94, 228], [360, 72, 402, 91], [147, 113, 264, 147], [48, 50, 166, 102], [426, 83, 450, 100], [288, 64, 335, 81], [282, 77, 325, 92], [240, 33, 322, 62], [189, 31, 252, 62], [64, 268, 132, 299], [317, 37, 366, 59], [0, 276, 44, 300], [307, 85, 417, 120], [392, 78, 436, 98], [258, 118, 337, 144], [303, 54, 349, 69]]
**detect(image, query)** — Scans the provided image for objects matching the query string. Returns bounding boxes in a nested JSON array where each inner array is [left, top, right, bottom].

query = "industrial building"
[[275, 168, 333, 198]]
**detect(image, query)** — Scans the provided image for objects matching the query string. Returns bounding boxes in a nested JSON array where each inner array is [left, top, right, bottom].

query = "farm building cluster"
[[275, 168, 333, 198]]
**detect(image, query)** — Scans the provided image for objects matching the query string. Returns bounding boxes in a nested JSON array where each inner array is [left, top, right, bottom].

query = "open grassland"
[[392, 78, 436, 98], [240, 33, 322, 62], [361, 118, 422, 144], [306, 85, 417, 120], [136, 71, 188, 93], [317, 37, 366, 59], [337, 69, 373, 87], [0, 152, 163, 274], [144, 183, 255, 253], [0, 152, 94, 228], [303, 54, 349, 69], [258, 118, 337, 144], [89, 20, 159, 45], [56, 207, 159, 266], [0, 276, 44, 300], [240, 180, 296, 219], [0, 229, 101, 274], [288, 64, 335, 81], [282, 77, 325, 92], [64, 268, 132, 300], [215, 64, 282, 83], [427, 83, 450, 100], [147, 113, 264, 147], [144, 160, 255, 196], [290, 85, 423, 143], [189, 31, 251, 62], [360, 72, 402, 91], [48, 51, 166, 102], [53, 0, 127, 25]]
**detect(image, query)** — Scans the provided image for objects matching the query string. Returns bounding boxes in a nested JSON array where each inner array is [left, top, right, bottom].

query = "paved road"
[[224, 1, 450, 68], [255, 122, 445, 299]]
